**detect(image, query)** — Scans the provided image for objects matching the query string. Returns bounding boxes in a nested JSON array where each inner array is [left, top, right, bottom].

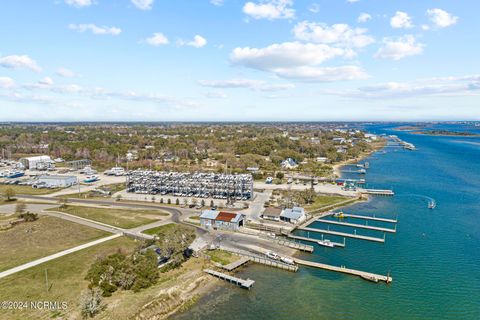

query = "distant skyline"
[[0, 0, 479, 121]]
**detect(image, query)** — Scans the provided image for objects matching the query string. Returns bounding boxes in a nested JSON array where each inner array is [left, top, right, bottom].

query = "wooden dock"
[[222, 256, 250, 271], [204, 269, 255, 289], [287, 234, 345, 248], [298, 227, 385, 243], [294, 259, 392, 284], [336, 213, 397, 224], [316, 219, 397, 233]]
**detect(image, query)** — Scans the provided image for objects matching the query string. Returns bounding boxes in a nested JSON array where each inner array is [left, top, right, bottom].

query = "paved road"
[[0, 234, 122, 280]]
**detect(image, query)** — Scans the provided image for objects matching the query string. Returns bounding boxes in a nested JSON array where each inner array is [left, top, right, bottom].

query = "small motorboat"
[[317, 239, 335, 248], [84, 175, 99, 183]]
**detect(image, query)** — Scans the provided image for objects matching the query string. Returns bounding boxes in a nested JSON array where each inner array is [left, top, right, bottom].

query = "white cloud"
[[178, 35, 207, 48], [347, 0, 359, 3], [52, 84, 83, 94], [427, 8, 458, 28], [205, 91, 228, 99], [0, 77, 15, 89], [68, 24, 121, 36], [357, 13, 371, 23], [38, 77, 54, 86], [326, 75, 480, 99], [65, 0, 92, 8], [243, 0, 295, 20], [308, 3, 320, 13], [56, 67, 76, 78], [0, 55, 42, 72], [231, 42, 367, 82], [390, 11, 413, 29], [131, 0, 154, 10], [146, 33, 169, 46], [210, 0, 224, 6], [293, 21, 374, 48], [375, 35, 424, 60], [199, 78, 295, 91]]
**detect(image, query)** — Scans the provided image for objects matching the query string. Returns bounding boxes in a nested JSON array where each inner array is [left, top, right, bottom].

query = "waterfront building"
[[280, 207, 306, 224], [35, 175, 77, 188]]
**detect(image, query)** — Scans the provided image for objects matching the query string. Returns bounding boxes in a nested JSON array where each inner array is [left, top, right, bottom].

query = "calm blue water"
[[174, 123, 480, 320]]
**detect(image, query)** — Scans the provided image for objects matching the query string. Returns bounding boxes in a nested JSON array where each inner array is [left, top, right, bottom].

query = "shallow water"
[[173, 123, 480, 320]]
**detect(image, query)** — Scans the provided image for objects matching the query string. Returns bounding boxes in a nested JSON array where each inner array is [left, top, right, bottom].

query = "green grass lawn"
[[142, 223, 177, 235], [207, 249, 239, 266], [48, 205, 169, 229], [0, 216, 109, 272], [0, 184, 61, 196], [0, 236, 137, 320], [305, 195, 356, 212]]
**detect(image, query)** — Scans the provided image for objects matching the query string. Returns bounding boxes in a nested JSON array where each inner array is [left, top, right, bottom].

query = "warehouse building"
[[34, 175, 77, 188], [20, 155, 54, 170], [261, 207, 282, 221], [199, 210, 245, 231]]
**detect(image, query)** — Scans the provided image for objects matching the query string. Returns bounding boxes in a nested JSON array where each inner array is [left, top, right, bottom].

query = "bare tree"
[[79, 287, 104, 318]]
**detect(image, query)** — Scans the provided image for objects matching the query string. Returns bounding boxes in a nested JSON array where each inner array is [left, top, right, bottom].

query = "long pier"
[[337, 213, 397, 224], [221, 247, 298, 272], [316, 219, 396, 233], [287, 234, 345, 248], [362, 189, 395, 196], [204, 269, 255, 289], [294, 259, 392, 284], [298, 227, 385, 243]]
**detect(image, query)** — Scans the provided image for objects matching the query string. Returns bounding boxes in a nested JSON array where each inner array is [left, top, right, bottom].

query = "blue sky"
[[0, 0, 478, 121]]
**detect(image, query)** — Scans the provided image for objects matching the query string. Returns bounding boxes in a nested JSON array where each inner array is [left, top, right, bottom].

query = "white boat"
[[84, 175, 99, 183], [318, 239, 335, 248], [105, 166, 125, 176]]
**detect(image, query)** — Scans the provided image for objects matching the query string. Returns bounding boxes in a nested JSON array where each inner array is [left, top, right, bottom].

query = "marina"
[[287, 234, 346, 248], [298, 227, 386, 243], [333, 212, 398, 224], [315, 219, 397, 233]]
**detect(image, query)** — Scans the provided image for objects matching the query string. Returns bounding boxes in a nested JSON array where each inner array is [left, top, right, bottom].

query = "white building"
[[20, 155, 53, 169], [34, 175, 77, 188], [280, 207, 306, 224]]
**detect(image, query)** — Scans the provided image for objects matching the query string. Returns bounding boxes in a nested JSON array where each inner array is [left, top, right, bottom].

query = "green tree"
[[15, 202, 27, 215], [3, 187, 15, 201], [276, 172, 284, 179], [175, 198, 180, 205]]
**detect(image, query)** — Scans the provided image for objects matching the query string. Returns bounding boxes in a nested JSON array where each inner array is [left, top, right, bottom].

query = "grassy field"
[[0, 216, 109, 272], [207, 249, 239, 266], [0, 236, 137, 320], [305, 195, 355, 211], [0, 184, 61, 196], [48, 205, 169, 229], [142, 223, 176, 235]]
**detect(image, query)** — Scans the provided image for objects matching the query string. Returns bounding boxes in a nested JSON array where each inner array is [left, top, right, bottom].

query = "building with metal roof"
[[199, 210, 245, 231], [280, 207, 306, 224]]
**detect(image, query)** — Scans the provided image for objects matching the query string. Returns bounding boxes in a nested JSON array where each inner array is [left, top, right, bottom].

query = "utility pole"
[[45, 268, 49, 292]]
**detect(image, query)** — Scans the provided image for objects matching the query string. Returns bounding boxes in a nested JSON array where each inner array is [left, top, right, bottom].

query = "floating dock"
[[298, 227, 385, 243], [316, 219, 397, 233], [362, 189, 395, 196], [204, 269, 255, 289], [294, 259, 392, 284], [335, 213, 397, 224], [221, 257, 251, 271], [287, 234, 345, 248], [274, 237, 314, 252]]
